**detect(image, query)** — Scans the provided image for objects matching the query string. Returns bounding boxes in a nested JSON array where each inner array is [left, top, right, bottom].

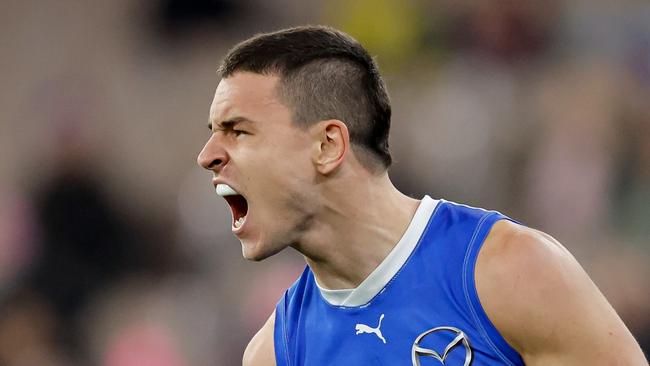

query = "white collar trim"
[[316, 195, 438, 307]]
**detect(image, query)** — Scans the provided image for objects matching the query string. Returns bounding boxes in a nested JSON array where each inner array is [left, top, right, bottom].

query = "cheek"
[[250, 160, 314, 218], [256, 140, 313, 177], [242, 136, 315, 209]]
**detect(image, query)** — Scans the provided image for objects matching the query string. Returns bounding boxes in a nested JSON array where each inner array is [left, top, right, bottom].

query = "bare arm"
[[476, 220, 647, 365], [243, 311, 277, 366]]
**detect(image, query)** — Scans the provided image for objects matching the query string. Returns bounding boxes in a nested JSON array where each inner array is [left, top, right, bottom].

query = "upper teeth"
[[216, 184, 238, 196]]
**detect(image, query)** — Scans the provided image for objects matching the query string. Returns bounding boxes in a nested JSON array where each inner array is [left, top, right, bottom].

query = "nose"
[[197, 134, 229, 172]]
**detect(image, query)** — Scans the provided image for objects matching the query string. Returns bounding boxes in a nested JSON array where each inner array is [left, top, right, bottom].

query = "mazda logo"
[[411, 326, 473, 366]]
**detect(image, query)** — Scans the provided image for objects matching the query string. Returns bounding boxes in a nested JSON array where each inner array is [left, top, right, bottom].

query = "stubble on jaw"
[[241, 190, 317, 262], [284, 190, 317, 248]]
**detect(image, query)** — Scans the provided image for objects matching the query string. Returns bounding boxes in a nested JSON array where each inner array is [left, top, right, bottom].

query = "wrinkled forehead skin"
[[209, 72, 293, 128]]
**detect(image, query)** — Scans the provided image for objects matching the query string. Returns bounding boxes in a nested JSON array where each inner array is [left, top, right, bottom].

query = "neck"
[[292, 172, 419, 290]]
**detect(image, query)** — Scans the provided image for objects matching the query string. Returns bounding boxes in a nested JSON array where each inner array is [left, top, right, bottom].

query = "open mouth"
[[216, 184, 249, 229], [224, 194, 248, 228]]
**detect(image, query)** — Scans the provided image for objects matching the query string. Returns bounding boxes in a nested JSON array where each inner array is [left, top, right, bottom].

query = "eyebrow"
[[207, 116, 255, 131]]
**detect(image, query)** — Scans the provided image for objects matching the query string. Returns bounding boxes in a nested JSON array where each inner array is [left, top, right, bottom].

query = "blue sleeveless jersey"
[[274, 199, 525, 366]]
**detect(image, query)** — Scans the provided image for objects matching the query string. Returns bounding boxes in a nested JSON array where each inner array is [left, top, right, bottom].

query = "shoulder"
[[476, 220, 573, 297], [475, 220, 647, 364], [475, 220, 571, 345], [243, 311, 276, 366]]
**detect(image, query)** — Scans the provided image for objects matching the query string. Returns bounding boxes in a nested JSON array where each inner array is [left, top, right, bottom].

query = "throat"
[[301, 196, 436, 306]]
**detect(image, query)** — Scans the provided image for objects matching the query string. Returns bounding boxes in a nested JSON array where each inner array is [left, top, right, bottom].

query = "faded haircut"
[[218, 25, 392, 171]]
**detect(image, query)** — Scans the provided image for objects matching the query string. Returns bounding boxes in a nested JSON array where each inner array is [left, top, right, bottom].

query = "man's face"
[[198, 72, 317, 260]]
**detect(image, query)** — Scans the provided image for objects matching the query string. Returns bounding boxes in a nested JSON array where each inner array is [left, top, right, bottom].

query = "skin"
[[197, 72, 648, 366], [476, 221, 648, 365]]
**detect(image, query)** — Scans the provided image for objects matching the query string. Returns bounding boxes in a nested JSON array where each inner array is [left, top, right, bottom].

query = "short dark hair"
[[218, 25, 392, 171]]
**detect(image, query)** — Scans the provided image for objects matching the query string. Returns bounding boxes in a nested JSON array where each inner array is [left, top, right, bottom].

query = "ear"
[[312, 119, 349, 175]]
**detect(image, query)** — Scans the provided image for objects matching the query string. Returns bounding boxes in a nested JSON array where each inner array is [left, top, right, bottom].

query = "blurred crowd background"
[[1, 0, 649, 364]]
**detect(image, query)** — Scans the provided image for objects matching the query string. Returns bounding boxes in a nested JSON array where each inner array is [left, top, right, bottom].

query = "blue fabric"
[[274, 200, 525, 365]]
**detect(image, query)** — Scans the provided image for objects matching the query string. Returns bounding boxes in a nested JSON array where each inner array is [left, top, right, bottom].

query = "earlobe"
[[313, 120, 349, 175]]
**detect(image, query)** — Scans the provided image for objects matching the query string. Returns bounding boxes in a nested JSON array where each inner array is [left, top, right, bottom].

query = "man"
[[197, 26, 647, 365]]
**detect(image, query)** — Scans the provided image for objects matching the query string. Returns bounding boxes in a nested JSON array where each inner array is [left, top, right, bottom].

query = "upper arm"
[[243, 311, 277, 366], [476, 220, 647, 366]]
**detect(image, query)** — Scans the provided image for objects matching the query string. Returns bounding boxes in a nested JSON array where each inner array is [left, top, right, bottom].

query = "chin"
[[240, 238, 285, 262], [242, 250, 269, 262], [240, 241, 273, 262]]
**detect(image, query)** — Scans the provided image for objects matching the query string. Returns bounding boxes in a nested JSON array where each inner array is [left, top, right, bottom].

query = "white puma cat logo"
[[355, 313, 386, 344]]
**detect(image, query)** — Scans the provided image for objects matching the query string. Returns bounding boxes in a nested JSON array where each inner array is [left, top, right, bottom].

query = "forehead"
[[209, 72, 287, 123]]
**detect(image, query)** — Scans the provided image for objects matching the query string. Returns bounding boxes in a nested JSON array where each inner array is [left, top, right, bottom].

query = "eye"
[[233, 129, 248, 137]]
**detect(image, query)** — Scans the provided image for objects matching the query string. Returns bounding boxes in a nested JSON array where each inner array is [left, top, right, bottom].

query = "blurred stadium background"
[[1, 0, 649, 364]]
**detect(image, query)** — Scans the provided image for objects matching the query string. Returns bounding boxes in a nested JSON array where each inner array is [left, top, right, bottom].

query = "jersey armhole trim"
[[274, 295, 292, 366], [462, 213, 524, 366]]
